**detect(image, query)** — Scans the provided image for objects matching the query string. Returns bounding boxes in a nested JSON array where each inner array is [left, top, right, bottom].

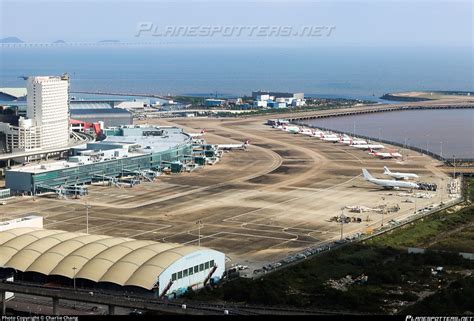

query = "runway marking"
[[129, 227, 172, 238], [222, 174, 362, 224], [183, 231, 312, 243], [239, 222, 316, 232]]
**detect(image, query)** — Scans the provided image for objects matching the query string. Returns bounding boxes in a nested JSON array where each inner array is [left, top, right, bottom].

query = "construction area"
[[0, 114, 457, 275]]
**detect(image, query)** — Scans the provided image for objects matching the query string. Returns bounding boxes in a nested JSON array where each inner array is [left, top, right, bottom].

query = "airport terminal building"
[[5, 125, 194, 194]]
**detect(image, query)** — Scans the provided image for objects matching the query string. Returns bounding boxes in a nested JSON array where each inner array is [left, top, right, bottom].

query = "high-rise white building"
[[26, 75, 70, 150]]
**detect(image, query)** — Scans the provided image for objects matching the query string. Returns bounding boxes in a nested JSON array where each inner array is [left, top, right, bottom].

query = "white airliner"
[[282, 126, 300, 133], [383, 166, 419, 180], [340, 137, 367, 145], [311, 130, 325, 137], [362, 169, 419, 190], [299, 128, 315, 136], [188, 129, 206, 138], [348, 138, 367, 145], [369, 149, 402, 159], [351, 143, 385, 150], [217, 140, 250, 150], [338, 135, 352, 143], [320, 133, 340, 142]]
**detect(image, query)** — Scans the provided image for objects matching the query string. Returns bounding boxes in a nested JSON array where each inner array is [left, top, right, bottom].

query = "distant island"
[[381, 91, 473, 102], [0, 36, 24, 43], [98, 40, 120, 43], [53, 40, 66, 44]]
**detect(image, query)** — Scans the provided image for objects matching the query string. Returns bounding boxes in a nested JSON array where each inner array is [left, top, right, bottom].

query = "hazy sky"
[[0, 0, 472, 47]]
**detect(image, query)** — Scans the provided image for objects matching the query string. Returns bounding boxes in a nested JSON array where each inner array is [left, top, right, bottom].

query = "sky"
[[0, 0, 472, 47]]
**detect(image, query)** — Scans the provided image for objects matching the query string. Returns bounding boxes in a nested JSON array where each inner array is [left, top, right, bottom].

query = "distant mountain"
[[98, 40, 120, 43], [0, 37, 24, 43], [53, 40, 66, 43]]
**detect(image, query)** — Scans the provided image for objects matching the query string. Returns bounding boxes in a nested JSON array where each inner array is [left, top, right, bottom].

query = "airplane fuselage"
[[362, 169, 419, 190], [321, 137, 340, 142], [370, 177, 418, 189], [371, 152, 402, 159], [352, 144, 385, 150], [386, 173, 418, 180]]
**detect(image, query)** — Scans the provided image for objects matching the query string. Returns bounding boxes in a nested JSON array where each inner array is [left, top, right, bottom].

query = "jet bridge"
[[36, 184, 88, 199], [122, 168, 158, 182], [93, 174, 121, 188]]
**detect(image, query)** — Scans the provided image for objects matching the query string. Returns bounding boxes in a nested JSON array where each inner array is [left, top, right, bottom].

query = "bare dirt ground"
[[0, 115, 452, 271]]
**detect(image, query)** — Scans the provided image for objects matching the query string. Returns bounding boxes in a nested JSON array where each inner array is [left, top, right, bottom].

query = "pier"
[[287, 104, 474, 122]]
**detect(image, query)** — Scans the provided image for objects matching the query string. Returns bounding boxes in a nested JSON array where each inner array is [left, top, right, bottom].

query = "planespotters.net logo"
[[406, 316, 474, 321], [135, 22, 336, 38]]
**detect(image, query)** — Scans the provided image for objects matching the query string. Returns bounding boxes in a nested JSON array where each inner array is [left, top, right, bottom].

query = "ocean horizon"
[[1, 45, 472, 99]]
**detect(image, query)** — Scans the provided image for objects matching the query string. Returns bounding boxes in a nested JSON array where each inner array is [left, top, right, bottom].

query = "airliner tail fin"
[[362, 169, 374, 181]]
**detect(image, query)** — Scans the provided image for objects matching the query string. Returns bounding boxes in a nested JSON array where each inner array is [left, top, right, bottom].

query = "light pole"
[[196, 220, 203, 246], [440, 141, 443, 158], [85, 199, 91, 234], [406, 138, 410, 160], [453, 155, 456, 179], [72, 266, 77, 290], [340, 208, 345, 241], [426, 134, 430, 154]]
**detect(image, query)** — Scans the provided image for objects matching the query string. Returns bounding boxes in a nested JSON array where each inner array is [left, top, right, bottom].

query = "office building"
[[26, 75, 70, 150]]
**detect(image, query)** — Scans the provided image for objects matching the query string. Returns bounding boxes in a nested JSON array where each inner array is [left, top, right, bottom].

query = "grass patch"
[[189, 244, 473, 313], [366, 206, 474, 250], [430, 225, 474, 253], [465, 178, 474, 203]]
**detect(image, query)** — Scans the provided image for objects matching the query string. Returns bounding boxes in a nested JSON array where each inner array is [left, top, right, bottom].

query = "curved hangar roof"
[[0, 228, 216, 290]]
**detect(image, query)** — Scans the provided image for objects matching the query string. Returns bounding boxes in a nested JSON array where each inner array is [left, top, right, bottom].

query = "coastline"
[[242, 100, 474, 169]]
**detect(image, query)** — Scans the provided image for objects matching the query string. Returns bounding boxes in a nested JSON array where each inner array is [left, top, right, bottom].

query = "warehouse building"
[[205, 99, 225, 107], [70, 101, 133, 127], [70, 108, 133, 127], [252, 90, 304, 100], [5, 125, 194, 194], [0, 88, 27, 102], [0, 227, 225, 297]]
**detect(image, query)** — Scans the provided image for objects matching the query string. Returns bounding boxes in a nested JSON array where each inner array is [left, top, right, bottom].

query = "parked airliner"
[[351, 143, 385, 150], [341, 138, 367, 145], [369, 149, 402, 159], [362, 169, 419, 190], [217, 140, 250, 150], [383, 166, 419, 180], [320, 133, 340, 142]]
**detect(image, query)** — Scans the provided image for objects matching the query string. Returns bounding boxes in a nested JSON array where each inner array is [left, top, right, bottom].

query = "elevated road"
[[0, 281, 219, 315], [0, 132, 94, 163], [0, 281, 362, 316]]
